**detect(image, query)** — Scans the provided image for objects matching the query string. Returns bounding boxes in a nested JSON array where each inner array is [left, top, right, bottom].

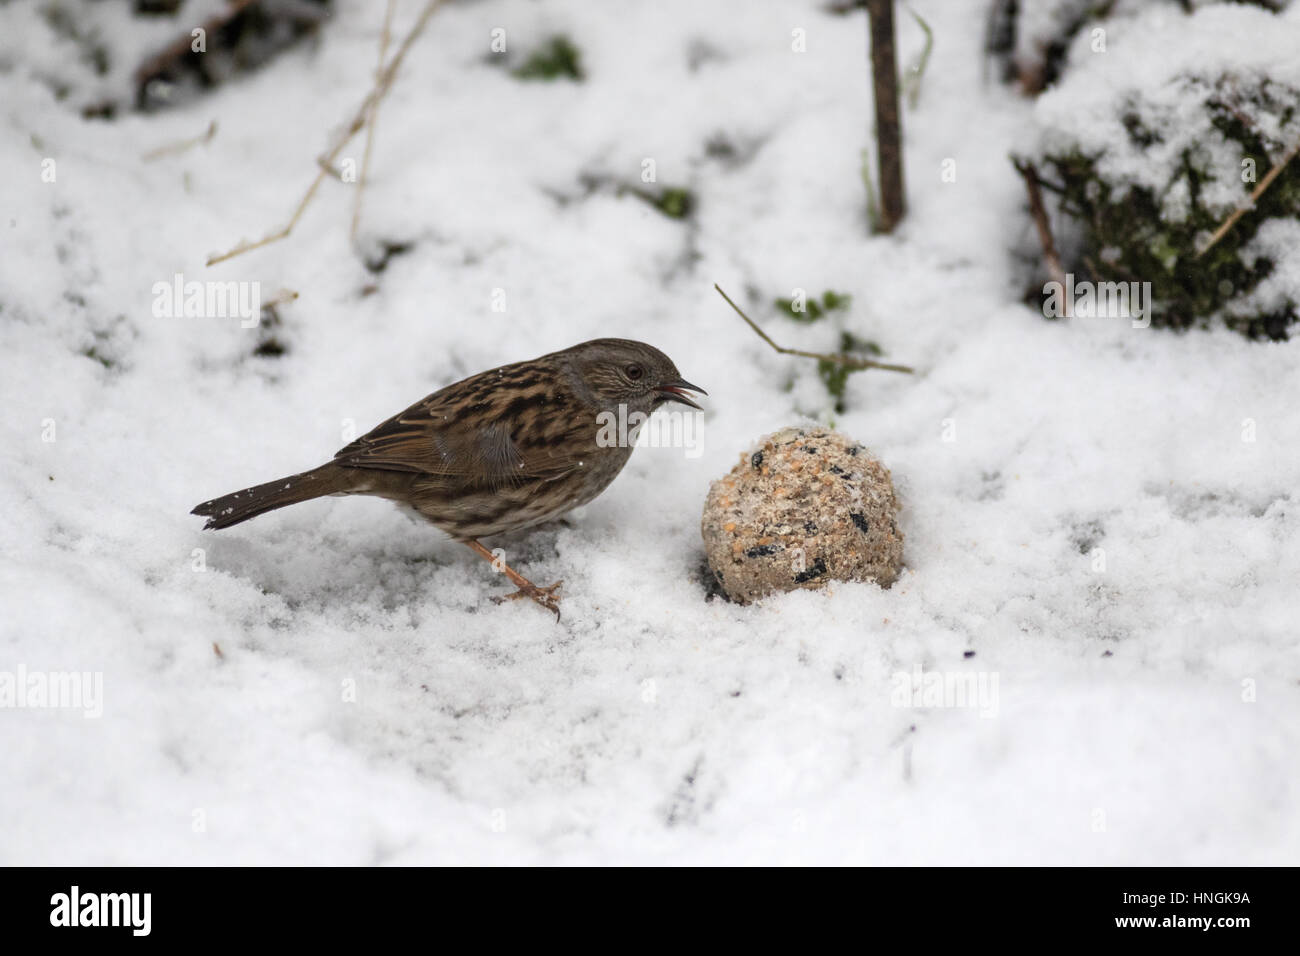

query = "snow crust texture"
[[1, 0, 1297, 865]]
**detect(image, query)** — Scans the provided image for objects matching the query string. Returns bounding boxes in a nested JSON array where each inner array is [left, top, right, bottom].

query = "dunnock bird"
[[191, 339, 705, 618]]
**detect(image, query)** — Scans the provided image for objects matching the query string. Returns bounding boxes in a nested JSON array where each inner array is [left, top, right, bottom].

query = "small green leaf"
[[775, 297, 824, 322], [512, 36, 584, 82], [821, 290, 853, 312], [655, 187, 694, 219]]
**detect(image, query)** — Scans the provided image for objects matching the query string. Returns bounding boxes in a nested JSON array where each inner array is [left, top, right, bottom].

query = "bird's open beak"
[[654, 378, 707, 410]]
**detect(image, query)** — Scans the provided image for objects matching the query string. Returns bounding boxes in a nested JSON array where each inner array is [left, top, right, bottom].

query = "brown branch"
[[207, 0, 445, 267], [1195, 140, 1300, 260], [866, 0, 905, 232], [1014, 158, 1069, 315], [714, 284, 914, 374]]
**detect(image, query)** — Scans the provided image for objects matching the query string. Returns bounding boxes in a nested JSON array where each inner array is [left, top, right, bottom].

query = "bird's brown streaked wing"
[[332, 376, 589, 487]]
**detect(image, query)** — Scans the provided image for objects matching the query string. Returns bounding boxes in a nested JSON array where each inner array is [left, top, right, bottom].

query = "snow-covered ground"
[[2, 0, 1297, 864]]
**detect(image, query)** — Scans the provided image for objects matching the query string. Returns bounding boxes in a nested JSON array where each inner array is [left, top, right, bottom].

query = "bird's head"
[[559, 338, 706, 416]]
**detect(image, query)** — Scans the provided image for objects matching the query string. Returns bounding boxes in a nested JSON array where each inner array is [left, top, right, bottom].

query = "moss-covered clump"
[[1023, 5, 1300, 339]]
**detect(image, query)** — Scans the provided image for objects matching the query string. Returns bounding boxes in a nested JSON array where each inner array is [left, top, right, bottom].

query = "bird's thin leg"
[[462, 539, 563, 620]]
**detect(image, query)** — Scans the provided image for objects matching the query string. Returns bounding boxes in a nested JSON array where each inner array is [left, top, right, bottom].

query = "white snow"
[[1, 0, 1297, 865]]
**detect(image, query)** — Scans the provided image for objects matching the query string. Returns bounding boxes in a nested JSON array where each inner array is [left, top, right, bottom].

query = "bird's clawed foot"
[[493, 580, 563, 620], [463, 538, 564, 621]]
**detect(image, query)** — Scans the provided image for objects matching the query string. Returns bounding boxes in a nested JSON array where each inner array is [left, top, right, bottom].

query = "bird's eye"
[[624, 363, 645, 381]]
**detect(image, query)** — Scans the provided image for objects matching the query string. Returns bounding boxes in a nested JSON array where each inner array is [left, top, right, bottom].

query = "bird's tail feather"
[[191, 464, 349, 530]]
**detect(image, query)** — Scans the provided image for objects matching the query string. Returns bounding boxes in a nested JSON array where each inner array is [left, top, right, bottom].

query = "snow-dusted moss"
[[1023, 4, 1300, 338]]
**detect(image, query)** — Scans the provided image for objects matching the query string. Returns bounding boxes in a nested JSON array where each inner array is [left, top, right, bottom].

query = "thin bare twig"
[[1014, 158, 1069, 315], [714, 284, 914, 374], [351, 0, 396, 242], [207, 0, 445, 266], [902, 5, 933, 110], [142, 119, 218, 162], [317, 156, 349, 181], [263, 288, 300, 310], [1195, 140, 1300, 260]]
